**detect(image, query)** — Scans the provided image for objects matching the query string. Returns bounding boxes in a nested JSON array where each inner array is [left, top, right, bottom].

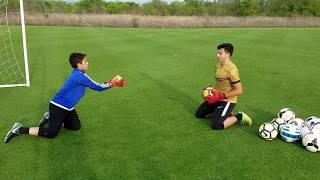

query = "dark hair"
[[69, 52, 86, 68], [217, 43, 234, 57]]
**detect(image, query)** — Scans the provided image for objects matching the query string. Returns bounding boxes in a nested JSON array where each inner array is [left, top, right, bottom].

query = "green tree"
[[6, 0, 20, 12], [265, 0, 289, 16], [168, 1, 184, 16], [184, 0, 207, 16], [309, 0, 320, 16], [76, 0, 105, 13], [256, 0, 267, 16], [105, 2, 129, 14], [142, 0, 168, 16], [5, 0, 320, 17], [240, 0, 257, 16]]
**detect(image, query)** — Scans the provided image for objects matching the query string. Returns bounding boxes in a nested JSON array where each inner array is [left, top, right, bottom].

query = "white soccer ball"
[[300, 124, 312, 138], [305, 116, 319, 124], [277, 108, 295, 121], [305, 116, 320, 130], [271, 118, 286, 131], [287, 118, 304, 130], [312, 124, 320, 133], [259, 122, 278, 140], [280, 124, 301, 142], [302, 132, 320, 152]]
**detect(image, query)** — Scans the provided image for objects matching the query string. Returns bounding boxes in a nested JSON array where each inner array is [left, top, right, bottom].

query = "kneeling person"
[[4, 52, 127, 142], [195, 43, 252, 130]]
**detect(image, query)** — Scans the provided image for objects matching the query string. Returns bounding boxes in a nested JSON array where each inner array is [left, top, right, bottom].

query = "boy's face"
[[77, 58, 89, 72], [216, 48, 230, 62]]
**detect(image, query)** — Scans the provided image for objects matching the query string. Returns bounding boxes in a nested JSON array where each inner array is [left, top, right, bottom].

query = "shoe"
[[238, 111, 253, 126], [4, 122, 23, 143], [39, 112, 49, 127]]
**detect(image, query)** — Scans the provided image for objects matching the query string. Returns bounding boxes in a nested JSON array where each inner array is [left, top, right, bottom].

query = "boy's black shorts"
[[38, 103, 81, 138], [195, 101, 236, 130]]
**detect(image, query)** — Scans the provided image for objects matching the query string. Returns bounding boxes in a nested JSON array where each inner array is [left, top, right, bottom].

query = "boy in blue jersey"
[[4, 52, 127, 143]]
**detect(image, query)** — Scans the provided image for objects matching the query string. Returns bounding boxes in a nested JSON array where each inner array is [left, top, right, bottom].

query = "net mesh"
[[0, 0, 26, 86]]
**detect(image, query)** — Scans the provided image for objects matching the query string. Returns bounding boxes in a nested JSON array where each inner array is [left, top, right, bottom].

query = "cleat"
[[4, 122, 23, 143], [39, 112, 49, 127], [238, 111, 253, 126]]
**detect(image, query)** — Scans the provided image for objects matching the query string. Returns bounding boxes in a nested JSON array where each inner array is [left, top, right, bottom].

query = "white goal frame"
[[0, 0, 30, 88]]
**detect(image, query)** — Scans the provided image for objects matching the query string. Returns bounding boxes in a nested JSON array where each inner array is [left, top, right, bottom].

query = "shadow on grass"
[[139, 72, 217, 129], [139, 72, 280, 133], [139, 72, 199, 116]]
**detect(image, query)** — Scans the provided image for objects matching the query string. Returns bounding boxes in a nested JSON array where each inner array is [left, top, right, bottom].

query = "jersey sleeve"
[[229, 65, 240, 84], [79, 73, 111, 91]]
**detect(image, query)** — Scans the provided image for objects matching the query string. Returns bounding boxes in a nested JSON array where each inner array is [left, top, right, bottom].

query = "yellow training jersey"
[[214, 61, 240, 103]]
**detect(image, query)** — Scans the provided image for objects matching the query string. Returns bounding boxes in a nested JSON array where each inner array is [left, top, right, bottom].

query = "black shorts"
[[195, 101, 235, 130], [38, 103, 81, 138]]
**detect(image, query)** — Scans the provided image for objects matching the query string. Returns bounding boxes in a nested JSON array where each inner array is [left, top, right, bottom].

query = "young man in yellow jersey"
[[195, 43, 252, 130]]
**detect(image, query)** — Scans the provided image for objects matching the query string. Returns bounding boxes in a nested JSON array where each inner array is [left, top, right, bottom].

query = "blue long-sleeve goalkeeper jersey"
[[50, 68, 111, 111]]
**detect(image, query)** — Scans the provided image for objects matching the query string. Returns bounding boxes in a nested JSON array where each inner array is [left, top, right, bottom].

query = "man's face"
[[216, 48, 229, 62], [78, 58, 89, 71]]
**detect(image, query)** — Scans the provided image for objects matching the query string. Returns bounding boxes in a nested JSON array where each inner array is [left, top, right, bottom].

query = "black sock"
[[235, 113, 243, 121], [19, 127, 29, 134]]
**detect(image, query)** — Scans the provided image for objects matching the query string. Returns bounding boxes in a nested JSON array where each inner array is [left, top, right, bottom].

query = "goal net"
[[0, 0, 29, 88]]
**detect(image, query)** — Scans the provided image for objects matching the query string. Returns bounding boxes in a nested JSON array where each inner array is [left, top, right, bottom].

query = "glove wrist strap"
[[107, 81, 113, 88]]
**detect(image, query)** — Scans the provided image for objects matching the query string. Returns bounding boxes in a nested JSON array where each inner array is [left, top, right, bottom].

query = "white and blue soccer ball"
[[302, 132, 320, 152], [280, 124, 301, 142], [277, 108, 295, 122], [287, 118, 304, 130], [271, 118, 286, 131], [259, 122, 278, 140]]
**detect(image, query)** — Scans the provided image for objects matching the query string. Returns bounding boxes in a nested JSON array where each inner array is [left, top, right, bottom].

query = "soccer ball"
[[312, 124, 320, 133], [202, 87, 217, 100], [300, 124, 312, 138], [287, 118, 304, 130], [302, 133, 320, 152], [259, 122, 278, 140], [280, 124, 301, 142], [277, 108, 295, 121], [304, 116, 320, 129], [305, 116, 319, 122], [271, 118, 286, 131], [311, 121, 320, 133]]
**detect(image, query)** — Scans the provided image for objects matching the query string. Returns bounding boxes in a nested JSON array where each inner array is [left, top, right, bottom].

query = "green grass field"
[[1, 27, 320, 179]]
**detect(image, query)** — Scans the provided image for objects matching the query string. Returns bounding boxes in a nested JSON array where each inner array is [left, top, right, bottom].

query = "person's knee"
[[65, 123, 81, 131], [195, 112, 202, 118], [71, 123, 81, 130], [195, 111, 206, 118], [46, 129, 59, 138], [212, 121, 224, 130]]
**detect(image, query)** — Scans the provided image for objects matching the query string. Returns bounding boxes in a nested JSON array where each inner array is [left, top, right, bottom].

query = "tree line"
[[7, 0, 320, 17]]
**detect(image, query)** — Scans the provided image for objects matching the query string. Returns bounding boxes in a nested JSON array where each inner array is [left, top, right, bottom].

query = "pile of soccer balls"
[[259, 108, 320, 152]]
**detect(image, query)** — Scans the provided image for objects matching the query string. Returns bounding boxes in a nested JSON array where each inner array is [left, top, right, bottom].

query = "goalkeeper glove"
[[205, 92, 226, 104], [108, 75, 127, 87]]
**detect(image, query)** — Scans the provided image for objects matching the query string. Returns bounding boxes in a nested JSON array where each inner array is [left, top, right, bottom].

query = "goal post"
[[20, 0, 30, 87], [0, 0, 30, 88]]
